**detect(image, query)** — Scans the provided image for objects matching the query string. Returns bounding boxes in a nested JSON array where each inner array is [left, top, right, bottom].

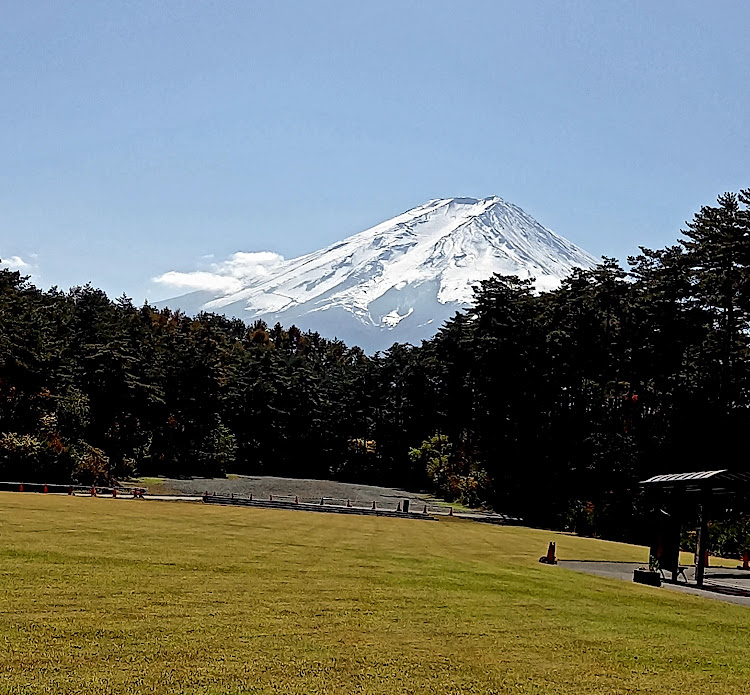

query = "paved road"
[[559, 559, 750, 607]]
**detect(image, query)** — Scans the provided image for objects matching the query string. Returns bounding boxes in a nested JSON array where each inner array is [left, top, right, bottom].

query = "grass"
[[0, 493, 748, 694], [128, 476, 179, 495], [423, 494, 475, 512]]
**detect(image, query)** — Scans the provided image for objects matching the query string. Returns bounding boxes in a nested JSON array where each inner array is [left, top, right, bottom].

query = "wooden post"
[[695, 488, 711, 588], [670, 492, 684, 584]]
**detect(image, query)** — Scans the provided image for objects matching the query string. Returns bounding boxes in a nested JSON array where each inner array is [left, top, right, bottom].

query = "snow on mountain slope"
[[156, 197, 598, 352]]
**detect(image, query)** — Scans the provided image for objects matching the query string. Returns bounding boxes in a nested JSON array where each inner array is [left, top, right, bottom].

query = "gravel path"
[[154, 475, 439, 510]]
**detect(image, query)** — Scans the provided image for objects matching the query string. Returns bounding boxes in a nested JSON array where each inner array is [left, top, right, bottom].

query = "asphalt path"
[[559, 559, 750, 607]]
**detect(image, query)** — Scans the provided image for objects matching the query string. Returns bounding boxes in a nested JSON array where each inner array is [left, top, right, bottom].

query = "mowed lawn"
[[1, 494, 748, 694]]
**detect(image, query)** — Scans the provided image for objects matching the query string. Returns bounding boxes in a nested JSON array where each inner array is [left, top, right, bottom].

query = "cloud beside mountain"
[[153, 251, 285, 295]]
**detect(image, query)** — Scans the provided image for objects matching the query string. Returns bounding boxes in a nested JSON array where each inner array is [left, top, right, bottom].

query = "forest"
[[2, 189, 750, 545]]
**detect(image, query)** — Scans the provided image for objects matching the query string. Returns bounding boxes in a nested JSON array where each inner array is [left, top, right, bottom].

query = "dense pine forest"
[[2, 190, 750, 542]]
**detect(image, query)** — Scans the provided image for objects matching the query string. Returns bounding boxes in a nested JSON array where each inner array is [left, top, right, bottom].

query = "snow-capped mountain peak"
[[156, 196, 598, 351]]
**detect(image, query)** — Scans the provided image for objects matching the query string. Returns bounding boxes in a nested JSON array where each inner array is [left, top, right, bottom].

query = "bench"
[[659, 566, 688, 583]]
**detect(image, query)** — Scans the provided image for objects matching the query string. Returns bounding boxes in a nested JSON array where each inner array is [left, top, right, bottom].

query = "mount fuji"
[[156, 197, 598, 352]]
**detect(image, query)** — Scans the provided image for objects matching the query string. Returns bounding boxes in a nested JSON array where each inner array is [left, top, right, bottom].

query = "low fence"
[[202, 493, 438, 520], [0, 481, 146, 497]]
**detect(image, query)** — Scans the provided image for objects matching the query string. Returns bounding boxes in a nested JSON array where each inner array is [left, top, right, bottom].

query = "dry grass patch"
[[0, 493, 747, 694]]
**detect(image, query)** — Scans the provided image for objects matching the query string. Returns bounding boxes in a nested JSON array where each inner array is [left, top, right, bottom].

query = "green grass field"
[[1, 493, 748, 694]]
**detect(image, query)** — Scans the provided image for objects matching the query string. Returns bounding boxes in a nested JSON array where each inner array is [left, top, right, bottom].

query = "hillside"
[[157, 197, 597, 351]]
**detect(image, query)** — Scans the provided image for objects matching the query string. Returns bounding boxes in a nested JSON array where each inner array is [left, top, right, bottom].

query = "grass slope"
[[0, 493, 748, 694]]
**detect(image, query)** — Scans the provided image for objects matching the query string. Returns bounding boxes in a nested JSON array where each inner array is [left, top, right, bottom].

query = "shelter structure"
[[640, 470, 750, 587]]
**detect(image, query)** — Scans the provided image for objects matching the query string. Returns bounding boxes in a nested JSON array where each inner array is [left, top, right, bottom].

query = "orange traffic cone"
[[43, 484, 48, 494], [539, 541, 557, 564]]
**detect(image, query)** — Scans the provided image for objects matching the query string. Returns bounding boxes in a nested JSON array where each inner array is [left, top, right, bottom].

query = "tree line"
[[2, 189, 750, 542]]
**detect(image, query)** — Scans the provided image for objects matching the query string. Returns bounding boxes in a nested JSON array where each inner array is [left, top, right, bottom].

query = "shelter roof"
[[641, 470, 750, 493]]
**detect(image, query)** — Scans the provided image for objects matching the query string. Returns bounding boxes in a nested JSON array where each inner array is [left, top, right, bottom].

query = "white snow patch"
[[381, 308, 413, 328]]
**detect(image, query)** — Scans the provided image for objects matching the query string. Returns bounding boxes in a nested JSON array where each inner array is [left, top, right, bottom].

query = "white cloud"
[[153, 251, 285, 295], [153, 271, 243, 294], [1, 254, 42, 285], [1, 255, 30, 271], [219, 251, 284, 279]]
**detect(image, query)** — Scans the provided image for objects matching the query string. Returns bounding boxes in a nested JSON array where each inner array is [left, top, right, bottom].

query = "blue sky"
[[2, 1, 748, 303]]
